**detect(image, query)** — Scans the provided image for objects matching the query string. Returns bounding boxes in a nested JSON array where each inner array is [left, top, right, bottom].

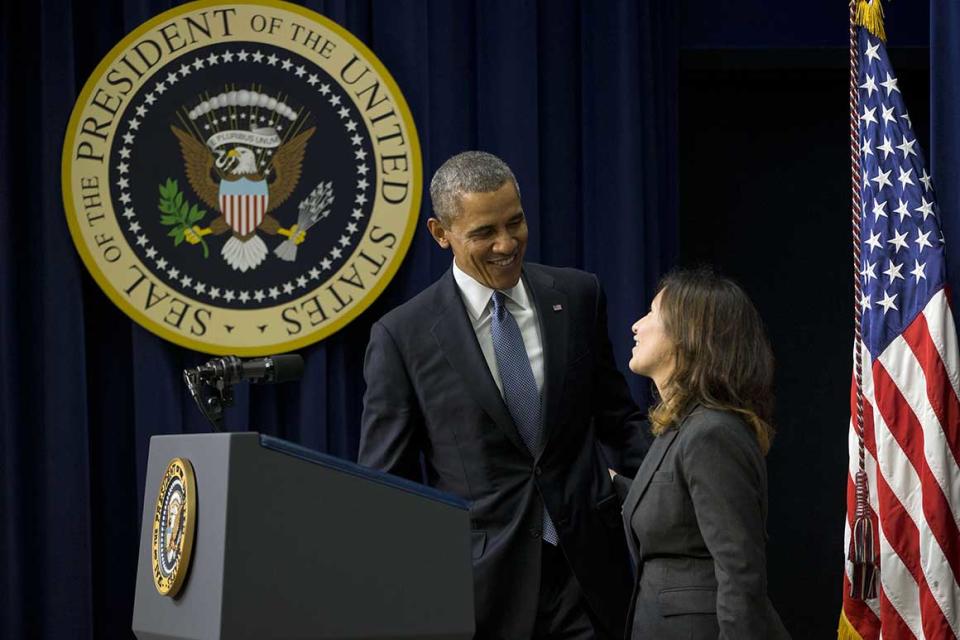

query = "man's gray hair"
[[429, 151, 520, 226]]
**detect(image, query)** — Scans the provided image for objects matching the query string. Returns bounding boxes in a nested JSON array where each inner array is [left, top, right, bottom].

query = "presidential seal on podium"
[[151, 457, 197, 597]]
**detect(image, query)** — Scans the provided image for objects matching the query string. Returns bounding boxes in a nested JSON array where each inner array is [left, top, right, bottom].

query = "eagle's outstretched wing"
[[171, 126, 219, 210], [267, 127, 316, 212]]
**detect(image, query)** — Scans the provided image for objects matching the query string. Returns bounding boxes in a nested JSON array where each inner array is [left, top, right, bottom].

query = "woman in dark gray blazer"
[[617, 268, 790, 639]]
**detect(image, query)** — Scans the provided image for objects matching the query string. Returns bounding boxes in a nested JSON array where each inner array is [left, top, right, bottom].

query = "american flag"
[[841, 12, 960, 640]]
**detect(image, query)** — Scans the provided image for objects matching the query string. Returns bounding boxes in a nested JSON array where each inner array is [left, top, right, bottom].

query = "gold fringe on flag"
[[838, 610, 867, 640], [855, 0, 887, 42]]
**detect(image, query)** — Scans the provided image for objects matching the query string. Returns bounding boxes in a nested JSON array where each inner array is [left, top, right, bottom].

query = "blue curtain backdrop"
[[0, 1, 678, 637], [931, 0, 960, 327]]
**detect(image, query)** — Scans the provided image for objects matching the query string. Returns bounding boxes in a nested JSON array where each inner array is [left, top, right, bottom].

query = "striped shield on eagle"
[[220, 178, 269, 237], [170, 121, 315, 272]]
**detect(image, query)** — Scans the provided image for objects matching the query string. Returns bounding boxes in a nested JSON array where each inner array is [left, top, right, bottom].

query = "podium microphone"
[[191, 354, 304, 385], [184, 354, 304, 431]]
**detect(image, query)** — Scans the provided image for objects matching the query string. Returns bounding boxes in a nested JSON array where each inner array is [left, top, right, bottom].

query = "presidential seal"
[[62, 0, 421, 355], [151, 457, 197, 597]]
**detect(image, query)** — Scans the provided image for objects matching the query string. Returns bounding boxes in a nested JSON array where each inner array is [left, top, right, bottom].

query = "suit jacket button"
[[534, 466, 542, 476], [530, 528, 541, 538]]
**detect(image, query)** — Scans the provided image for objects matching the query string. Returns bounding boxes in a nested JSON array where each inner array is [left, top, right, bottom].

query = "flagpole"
[[848, 0, 878, 602]]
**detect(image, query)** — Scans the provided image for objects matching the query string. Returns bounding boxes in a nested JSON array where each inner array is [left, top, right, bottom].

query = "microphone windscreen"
[[271, 354, 304, 382]]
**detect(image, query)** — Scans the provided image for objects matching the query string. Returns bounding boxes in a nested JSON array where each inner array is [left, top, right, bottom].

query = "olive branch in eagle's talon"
[[158, 178, 210, 258]]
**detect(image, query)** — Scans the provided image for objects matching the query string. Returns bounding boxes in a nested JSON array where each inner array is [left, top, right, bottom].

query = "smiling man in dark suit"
[[358, 151, 650, 639]]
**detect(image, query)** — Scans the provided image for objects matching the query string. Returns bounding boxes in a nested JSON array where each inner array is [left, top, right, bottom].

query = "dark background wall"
[[677, 3, 931, 637], [679, 48, 930, 637]]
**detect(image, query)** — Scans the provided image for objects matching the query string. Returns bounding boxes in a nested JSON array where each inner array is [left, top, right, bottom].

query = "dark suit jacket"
[[621, 406, 790, 640], [359, 263, 650, 639]]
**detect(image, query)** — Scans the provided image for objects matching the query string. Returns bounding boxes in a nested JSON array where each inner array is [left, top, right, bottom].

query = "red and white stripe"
[[844, 289, 960, 639], [221, 194, 268, 237]]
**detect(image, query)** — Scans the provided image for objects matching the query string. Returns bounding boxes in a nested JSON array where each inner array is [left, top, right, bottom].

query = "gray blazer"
[[620, 406, 790, 640]]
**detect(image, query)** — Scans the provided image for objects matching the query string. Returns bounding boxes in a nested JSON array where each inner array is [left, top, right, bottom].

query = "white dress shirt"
[[452, 260, 545, 396]]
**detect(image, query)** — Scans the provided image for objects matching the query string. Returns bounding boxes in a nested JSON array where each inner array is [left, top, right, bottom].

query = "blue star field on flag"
[[858, 30, 948, 359]]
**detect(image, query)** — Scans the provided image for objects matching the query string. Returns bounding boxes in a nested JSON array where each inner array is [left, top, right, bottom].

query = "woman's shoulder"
[[683, 405, 744, 428], [680, 406, 760, 451]]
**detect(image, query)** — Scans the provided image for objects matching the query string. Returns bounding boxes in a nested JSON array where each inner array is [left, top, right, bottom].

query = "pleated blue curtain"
[[0, 1, 677, 637]]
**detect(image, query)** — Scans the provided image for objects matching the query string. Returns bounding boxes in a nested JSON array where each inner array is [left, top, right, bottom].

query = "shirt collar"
[[451, 259, 530, 321]]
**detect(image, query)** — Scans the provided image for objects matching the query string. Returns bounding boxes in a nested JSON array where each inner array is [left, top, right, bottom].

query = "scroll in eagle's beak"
[[226, 148, 239, 159]]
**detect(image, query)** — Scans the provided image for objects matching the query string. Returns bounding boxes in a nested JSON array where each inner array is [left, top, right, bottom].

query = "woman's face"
[[629, 290, 675, 387]]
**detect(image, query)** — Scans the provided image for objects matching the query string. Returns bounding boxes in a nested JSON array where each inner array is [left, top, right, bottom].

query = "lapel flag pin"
[[553, 304, 563, 312]]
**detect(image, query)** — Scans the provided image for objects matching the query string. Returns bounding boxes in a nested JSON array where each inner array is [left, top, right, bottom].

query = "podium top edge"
[[258, 434, 470, 511]]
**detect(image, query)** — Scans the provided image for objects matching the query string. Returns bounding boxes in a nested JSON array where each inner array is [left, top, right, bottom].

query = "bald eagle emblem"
[[169, 89, 329, 272]]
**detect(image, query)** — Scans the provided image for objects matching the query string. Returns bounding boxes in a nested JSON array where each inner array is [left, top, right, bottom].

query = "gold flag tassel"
[[855, 0, 887, 42]]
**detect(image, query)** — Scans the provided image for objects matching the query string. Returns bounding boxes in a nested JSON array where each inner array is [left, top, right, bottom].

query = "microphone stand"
[[183, 356, 244, 432], [184, 354, 303, 432]]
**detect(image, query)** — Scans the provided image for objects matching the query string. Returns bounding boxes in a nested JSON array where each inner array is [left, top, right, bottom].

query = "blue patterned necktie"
[[490, 291, 559, 545]]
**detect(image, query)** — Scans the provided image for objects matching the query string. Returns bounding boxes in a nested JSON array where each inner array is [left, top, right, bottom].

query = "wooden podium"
[[132, 432, 474, 639]]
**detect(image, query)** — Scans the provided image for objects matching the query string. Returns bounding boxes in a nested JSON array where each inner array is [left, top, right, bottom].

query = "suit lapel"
[[622, 428, 680, 524], [524, 266, 567, 457], [622, 405, 702, 524], [430, 269, 530, 455]]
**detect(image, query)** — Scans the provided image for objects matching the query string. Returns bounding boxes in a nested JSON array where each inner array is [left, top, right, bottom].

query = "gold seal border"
[[151, 457, 197, 597], [61, 0, 422, 356]]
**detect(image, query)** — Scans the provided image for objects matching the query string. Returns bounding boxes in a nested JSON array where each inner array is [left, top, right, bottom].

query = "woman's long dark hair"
[[648, 268, 776, 454]]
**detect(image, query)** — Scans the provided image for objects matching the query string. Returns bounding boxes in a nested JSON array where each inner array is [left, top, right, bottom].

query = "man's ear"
[[427, 218, 450, 249]]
